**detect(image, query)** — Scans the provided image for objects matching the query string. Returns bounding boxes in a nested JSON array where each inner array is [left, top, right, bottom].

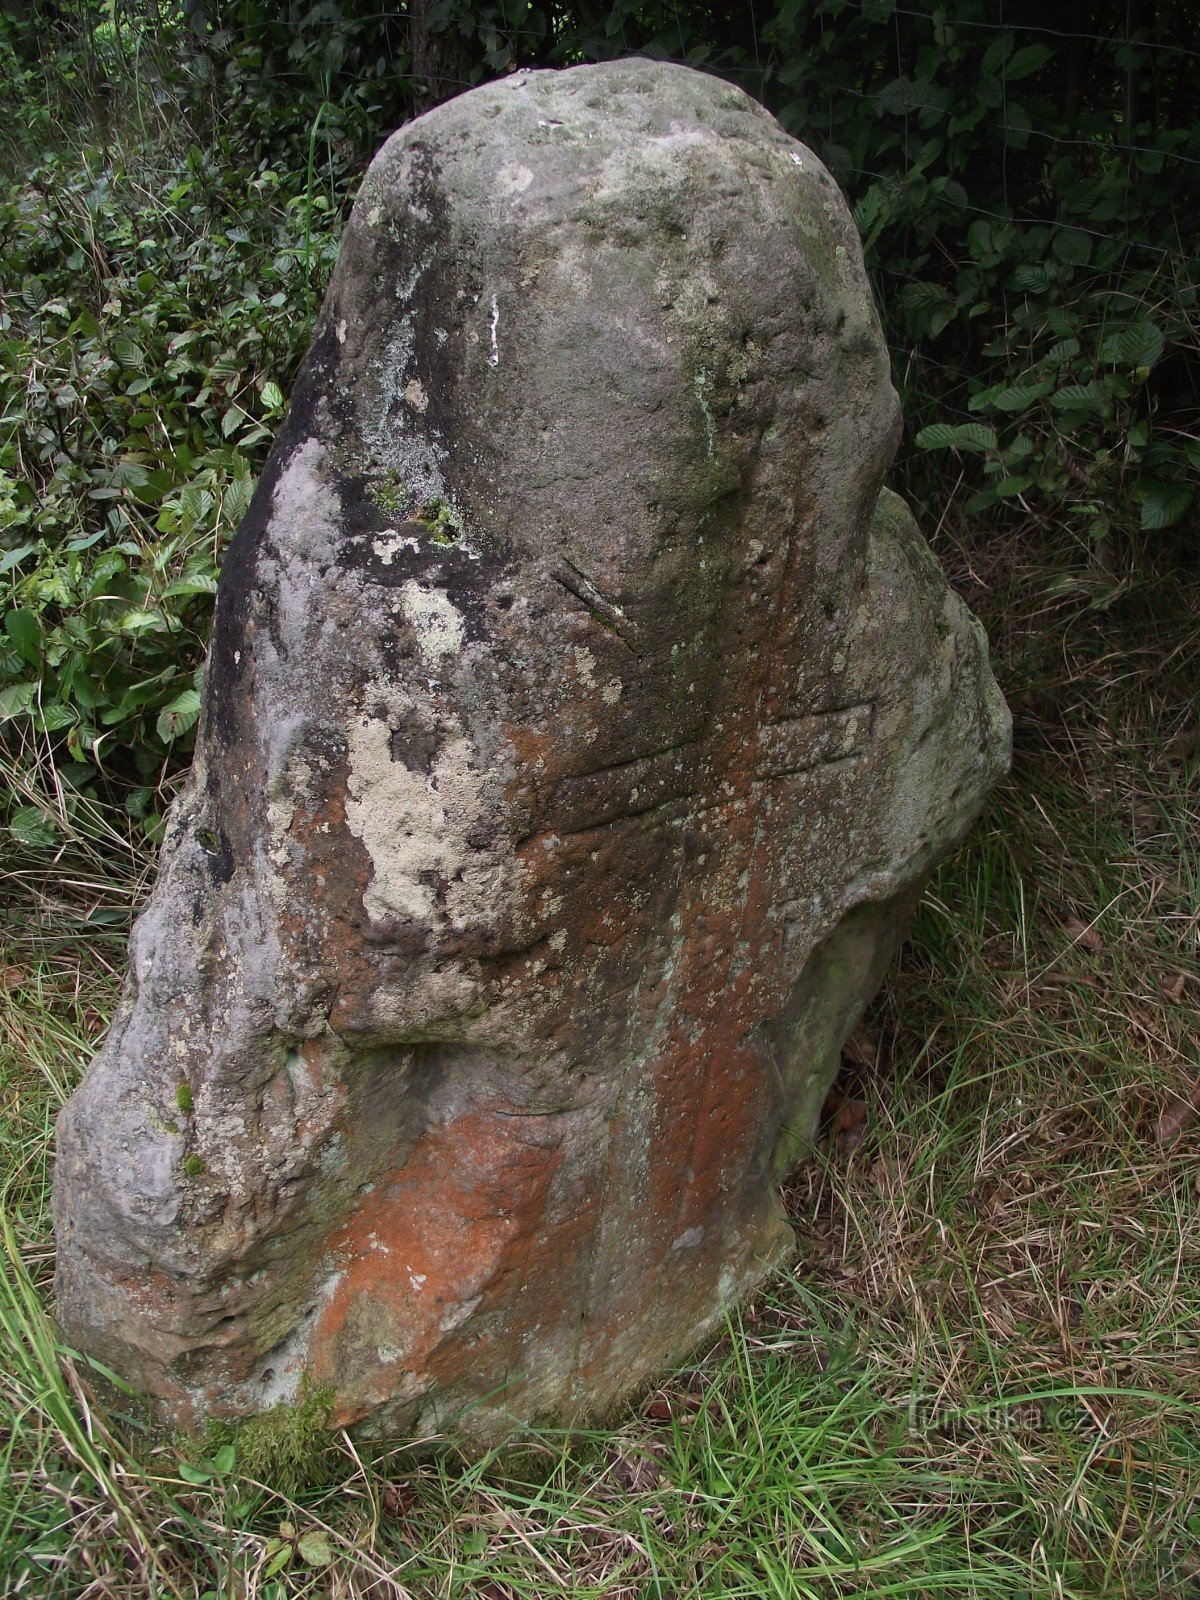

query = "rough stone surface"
[[53, 60, 1010, 1438]]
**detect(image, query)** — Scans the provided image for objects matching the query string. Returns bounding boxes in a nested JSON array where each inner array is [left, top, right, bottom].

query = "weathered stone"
[[53, 60, 1010, 1438]]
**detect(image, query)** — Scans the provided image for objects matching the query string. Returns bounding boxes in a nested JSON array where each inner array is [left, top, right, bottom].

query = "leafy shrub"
[[746, 1, 1199, 544], [0, 104, 346, 841]]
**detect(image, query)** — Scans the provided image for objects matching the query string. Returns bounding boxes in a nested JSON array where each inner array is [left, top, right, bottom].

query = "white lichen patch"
[[271, 438, 340, 567], [374, 530, 421, 566], [573, 645, 597, 688], [439, 1293, 482, 1334], [344, 715, 485, 927], [362, 324, 451, 512], [265, 794, 294, 874], [404, 378, 429, 413], [496, 161, 534, 196], [693, 367, 716, 456], [399, 581, 465, 669]]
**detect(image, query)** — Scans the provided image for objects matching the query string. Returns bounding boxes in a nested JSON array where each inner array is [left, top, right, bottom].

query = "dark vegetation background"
[[0, 0, 1197, 843]]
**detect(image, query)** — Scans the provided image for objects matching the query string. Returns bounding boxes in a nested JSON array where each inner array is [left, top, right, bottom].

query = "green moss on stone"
[[175, 1082, 194, 1114], [183, 1154, 205, 1177], [202, 1380, 337, 1495], [416, 497, 461, 544], [370, 471, 413, 515]]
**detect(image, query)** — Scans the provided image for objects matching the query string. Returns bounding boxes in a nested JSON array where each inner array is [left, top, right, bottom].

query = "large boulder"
[[53, 60, 1009, 1437]]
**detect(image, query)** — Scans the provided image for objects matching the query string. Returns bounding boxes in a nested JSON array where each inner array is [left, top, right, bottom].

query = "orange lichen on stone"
[[309, 1106, 564, 1425]]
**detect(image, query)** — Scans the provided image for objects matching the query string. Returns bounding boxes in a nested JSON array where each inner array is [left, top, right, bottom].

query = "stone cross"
[[54, 60, 1009, 1438]]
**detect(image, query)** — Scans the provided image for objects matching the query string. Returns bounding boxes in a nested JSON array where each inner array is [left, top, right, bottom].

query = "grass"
[[1, 522, 1197, 1599]]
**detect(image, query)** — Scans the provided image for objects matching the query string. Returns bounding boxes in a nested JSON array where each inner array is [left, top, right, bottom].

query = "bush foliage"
[[1, 0, 1197, 839]]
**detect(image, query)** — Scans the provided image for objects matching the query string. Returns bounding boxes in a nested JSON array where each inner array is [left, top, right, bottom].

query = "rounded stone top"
[[317, 59, 898, 574]]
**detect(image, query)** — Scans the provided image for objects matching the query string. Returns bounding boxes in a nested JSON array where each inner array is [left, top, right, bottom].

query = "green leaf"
[[914, 422, 997, 454], [898, 280, 956, 338], [261, 381, 284, 411], [0, 682, 36, 720], [111, 336, 144, 369], [980, 34, 1014, 75], [1003, 101, 1032, 148], [114, 608, 168, 634], [10, 806, 58, 849], [875, 77, 938, 116], [1003, 44, 1053, 80], [223, 473, 254, 528], [178, 1462, 212, 1486], [1116, 322, 1165, 371], [969, 381, 1052, 414], [1051, 229, 1092, 267], [36, 703, 77, 733], [296, 1529, 333, 1568], [156, 688, 201, 743], [992, 474, 1034, 498], [1010, 264, 1054, 294], [264, 1541, 293, 1578], [0, 544, 37, 576], [1050, 382, 1109, 414], [1045, 338, 1081, 365], [211, 1443, 237, 1476], [1139, 483, 1194, 530], [5, 608, 41, 666], [163, 573, 218, 599]]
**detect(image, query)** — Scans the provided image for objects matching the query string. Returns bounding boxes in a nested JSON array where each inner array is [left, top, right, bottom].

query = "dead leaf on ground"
[[1037, 969, 1103, 992], [604, 1444, 663, 1493], [475, 1583, 516, 1600], [841, 1025, 878, 1069], [835, 1098, 867, 1133], [1157, 1078, 1200, 1147], [1132, 802, 1163, 834], [1163, 725, 1197, 768], [1130, 1005, 1164, 1045], [0, 965, 31, 992], [643, 1389, 701, 1423], [833, 1097, 868, 1155], [1159, 973, 1187, 1005], [1063, 914, 1105, 954], [381, 1481, 417, 1518]]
